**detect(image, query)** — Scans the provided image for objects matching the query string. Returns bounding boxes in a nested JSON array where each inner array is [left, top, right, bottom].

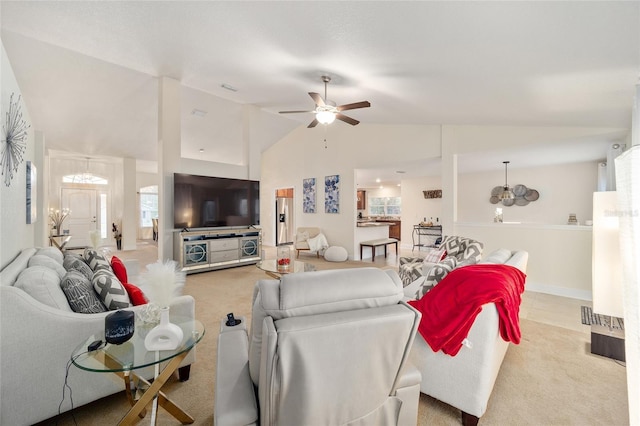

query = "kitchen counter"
[[357, 222, 391, 227], [358, 218, 401, 240]]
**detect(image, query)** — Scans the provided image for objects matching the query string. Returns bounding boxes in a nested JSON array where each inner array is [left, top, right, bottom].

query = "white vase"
[[144, 307, 183, 351]]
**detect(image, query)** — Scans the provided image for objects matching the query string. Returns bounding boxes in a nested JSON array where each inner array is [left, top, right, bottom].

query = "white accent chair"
[[215, 267, 422, 426], [293, 226, 321, 258], [403, 249, 529, 426]]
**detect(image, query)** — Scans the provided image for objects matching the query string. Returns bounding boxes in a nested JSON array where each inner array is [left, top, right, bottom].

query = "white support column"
[[618, 81, 640, 426], [33, 131, 47, 247], [243, 104, 261, 181], [633, 82, 639, 148], [122, 157, 137, 250], [158, 77, 181, 262], [440, 125, 458, 235]]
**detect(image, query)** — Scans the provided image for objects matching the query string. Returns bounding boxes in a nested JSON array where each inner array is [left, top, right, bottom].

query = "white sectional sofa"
[[403, 248, 529, 426], [0, 247, 196, 426]]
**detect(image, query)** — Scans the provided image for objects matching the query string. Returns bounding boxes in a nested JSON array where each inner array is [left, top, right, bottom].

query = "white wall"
[[1, 43, 36, 268], [400, 176, 443, 247], [457, 161, 599, 225], [261, 124, 442, 254], [262, 122, 625, 296]]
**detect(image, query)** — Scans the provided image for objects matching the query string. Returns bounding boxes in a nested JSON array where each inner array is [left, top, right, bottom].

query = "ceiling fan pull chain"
[[324, 125, 328, 149]]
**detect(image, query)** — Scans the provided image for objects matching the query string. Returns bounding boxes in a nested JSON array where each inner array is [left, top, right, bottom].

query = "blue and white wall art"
[[325, 174, 340, 213], [303, 178, 316, 213]]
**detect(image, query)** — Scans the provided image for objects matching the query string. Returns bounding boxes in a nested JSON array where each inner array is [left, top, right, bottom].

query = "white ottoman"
[[324, 246, 348, 262]]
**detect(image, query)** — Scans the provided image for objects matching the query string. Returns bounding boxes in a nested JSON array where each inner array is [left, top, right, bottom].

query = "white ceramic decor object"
[[144, 307, 183, 351]]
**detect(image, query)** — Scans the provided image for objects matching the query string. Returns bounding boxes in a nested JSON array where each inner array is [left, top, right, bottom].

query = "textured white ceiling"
[[1, 1, 638, 183]]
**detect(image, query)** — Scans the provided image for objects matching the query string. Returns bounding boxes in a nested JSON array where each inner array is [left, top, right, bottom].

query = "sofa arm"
[[394, 363, 422, 426], [214, 316, 258, 426]]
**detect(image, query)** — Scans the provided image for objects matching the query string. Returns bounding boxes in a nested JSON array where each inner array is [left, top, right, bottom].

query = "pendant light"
[[500, 161, 514, 200]]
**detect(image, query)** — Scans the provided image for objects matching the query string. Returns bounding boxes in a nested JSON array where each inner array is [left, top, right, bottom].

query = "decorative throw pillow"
[[399, 260, 425, 287], [110, 256, 128, 283], [28, 254, 67, 279], [439, 236, 484, 263], [15, 266, 72, 311], [60, 270, 107, 313], [84, 249, 111, 272], [92, 269, 131, 310], [415, 257, 458, 299], [122, 282, 147, 306], [63, 254, 93, 280], [423, 249, 447, 263]]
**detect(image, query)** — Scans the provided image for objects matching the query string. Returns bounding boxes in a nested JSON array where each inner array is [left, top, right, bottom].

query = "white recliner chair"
[[214, 267, 422, 426]]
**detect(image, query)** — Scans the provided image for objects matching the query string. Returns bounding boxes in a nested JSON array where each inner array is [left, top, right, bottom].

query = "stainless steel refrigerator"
[[276, 196, 294, 245]]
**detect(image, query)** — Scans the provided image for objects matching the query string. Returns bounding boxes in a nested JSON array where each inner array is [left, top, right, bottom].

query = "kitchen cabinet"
[[357, 190, 366, 210], [376, 219, 401, 240]]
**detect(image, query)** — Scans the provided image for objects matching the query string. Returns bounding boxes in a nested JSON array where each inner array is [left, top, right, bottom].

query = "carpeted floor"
[[41, 252, 628, 426]]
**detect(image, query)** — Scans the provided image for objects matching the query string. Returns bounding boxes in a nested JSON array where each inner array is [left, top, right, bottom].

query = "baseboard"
[[525, 281, 592, 301]]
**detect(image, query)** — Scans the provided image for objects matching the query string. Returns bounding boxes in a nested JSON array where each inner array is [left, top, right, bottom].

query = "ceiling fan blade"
[[279, 110, 315, 114], [336, 101, 370, 112], [309, 92, 325, 106], [336, 113, 360, 126], [307, 118, 319, 128]]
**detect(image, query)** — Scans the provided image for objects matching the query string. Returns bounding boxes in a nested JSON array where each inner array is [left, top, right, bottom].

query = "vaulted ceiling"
[[1, 1, 638, 181]]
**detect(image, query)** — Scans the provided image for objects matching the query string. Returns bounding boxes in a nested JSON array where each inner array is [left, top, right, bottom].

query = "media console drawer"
[[209, 239, 240, 251], [209, 249, 239, 263]]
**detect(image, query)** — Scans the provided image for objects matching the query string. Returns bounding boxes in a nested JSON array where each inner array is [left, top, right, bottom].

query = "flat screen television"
[[173, 173, 260, 229]]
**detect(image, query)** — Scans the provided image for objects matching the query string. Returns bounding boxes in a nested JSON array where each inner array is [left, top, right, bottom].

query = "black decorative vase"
[[105, 310, 135, 344], [116, 239, 122, 250]]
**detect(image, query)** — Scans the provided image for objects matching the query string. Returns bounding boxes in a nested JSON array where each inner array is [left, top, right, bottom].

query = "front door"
[[61, 188, 98, 249]]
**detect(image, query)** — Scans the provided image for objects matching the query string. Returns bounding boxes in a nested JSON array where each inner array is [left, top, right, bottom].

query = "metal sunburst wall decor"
[[1, 93, 31, 187]]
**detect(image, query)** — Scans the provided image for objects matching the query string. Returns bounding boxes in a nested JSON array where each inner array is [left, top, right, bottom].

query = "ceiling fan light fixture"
[[279, 75, 370, 128], [316, 110, 336, 124]]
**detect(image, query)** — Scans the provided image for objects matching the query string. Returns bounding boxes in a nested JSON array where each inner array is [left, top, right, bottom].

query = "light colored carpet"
[[41, 251, 628, 425]]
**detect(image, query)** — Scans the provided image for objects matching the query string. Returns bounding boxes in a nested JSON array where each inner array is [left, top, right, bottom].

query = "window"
[[140, 185, 158, 227], [62, 173, 108, 185], [368, 197, 401, 216]]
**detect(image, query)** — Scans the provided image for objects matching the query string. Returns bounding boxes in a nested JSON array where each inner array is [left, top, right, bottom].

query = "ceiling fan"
[[279, 76, 371, 128]]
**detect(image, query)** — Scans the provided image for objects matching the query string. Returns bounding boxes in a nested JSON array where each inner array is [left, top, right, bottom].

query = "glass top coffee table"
[[71, 316, 204, 425], [256, 259, 316, 279]]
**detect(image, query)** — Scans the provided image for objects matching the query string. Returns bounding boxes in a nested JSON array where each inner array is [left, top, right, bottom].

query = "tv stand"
[[174, 227, 262, 274]]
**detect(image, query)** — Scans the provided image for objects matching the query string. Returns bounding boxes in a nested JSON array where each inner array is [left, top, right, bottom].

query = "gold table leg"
[[97, 350, 194, 425]]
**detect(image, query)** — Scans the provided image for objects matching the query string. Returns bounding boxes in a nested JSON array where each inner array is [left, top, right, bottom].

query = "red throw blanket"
[[408, 264, 526, 356]]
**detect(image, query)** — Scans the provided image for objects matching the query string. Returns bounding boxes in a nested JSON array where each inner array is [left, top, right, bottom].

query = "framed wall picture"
[[303, 178, 316, 213], [26, 161, 37, 224], [325, 174, 340, 214]]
